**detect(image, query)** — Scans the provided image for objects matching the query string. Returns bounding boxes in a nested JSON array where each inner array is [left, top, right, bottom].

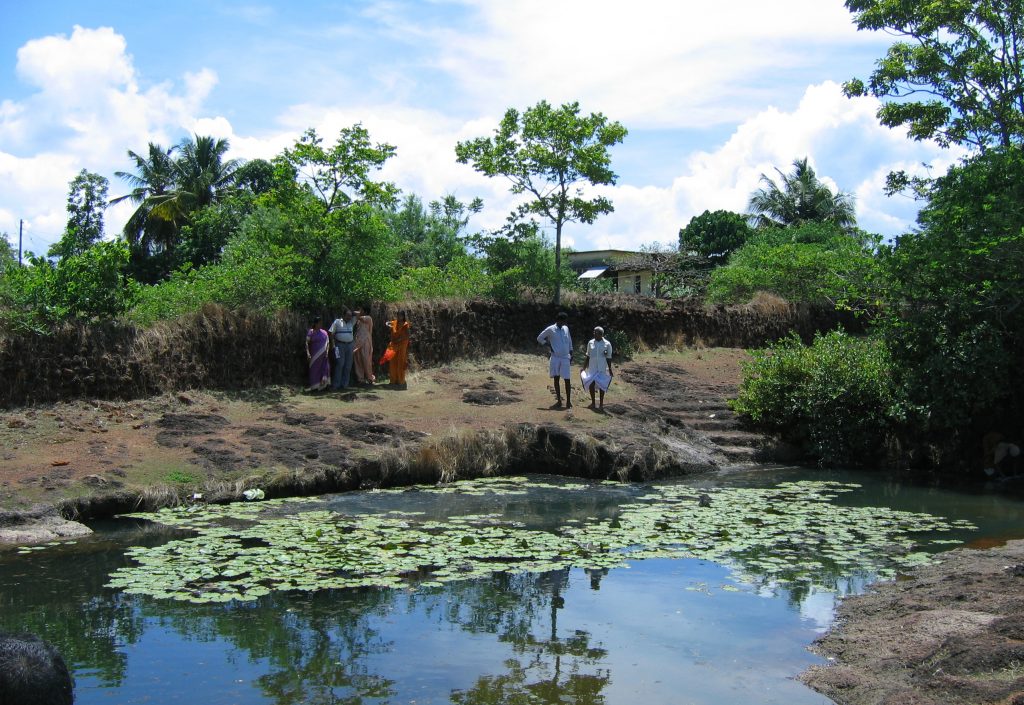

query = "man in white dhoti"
[[581, 326, 613, 410], [537, 312, 573, 409]]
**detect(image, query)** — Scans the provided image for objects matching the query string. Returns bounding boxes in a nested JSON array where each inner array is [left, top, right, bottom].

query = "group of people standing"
[[307, 308, 613, 410], [537, 311, 614, 410], [306, 309, 410, 392]]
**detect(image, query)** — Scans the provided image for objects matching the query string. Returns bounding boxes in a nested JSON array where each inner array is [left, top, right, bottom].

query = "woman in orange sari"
[[387, 311, 411, 388]]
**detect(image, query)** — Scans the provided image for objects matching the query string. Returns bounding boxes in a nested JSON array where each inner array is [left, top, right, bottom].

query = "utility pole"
[[18, 219, 23, 265]]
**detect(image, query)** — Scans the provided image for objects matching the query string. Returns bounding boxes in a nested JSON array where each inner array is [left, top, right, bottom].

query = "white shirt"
[[329, 318, 354, 343], [537, 323, 573, 359], [586, 338, 613, 375]]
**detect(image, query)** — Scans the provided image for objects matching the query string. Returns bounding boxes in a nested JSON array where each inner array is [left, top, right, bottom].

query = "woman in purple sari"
[[306, 317, 331, 391]]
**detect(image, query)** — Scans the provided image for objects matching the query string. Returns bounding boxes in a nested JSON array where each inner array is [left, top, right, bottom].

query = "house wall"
[[612, 271, 654, 295]]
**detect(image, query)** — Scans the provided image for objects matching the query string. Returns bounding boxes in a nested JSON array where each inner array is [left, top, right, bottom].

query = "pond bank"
[[802, 538, 1024, 705], [0, 348, 776, 541], [4, 346, 1023, 704]]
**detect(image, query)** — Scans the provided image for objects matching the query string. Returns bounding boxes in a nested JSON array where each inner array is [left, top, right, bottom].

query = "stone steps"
[[671, 401, 733, 413], [717, 445, 760, 462], [679, 416, 742, 431], [704, 429, 765, 448]]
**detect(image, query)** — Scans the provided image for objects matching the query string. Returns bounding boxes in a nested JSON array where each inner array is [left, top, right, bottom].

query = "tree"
[[175, 192, 257, 269], [111, 142, 178, 253], [748, 158, 857, 230], [49, 170, 109, 260], [388, 194, 483, 268], [427, 194, 484, 267], [112, 135, 241, 281], [455, 100, 627, 305], [0, 233, 14, 271], [469, 224, 574, 301], [281, 126, 399, 212], [844, 0, 1024, 151], [233, 158, 277, 195], [169, 134, 241, 216], [679, 209, 752, 261], [880, 146, 1024, 434]]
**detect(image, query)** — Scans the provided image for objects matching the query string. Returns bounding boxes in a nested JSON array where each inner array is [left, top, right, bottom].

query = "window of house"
[[634, 275, 642, 294]]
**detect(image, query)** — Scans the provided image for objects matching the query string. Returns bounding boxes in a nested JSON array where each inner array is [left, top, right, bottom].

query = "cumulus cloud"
[[572, 81, 959, 250], [0, 26, 229, 247], [431, 0, 882, 128]]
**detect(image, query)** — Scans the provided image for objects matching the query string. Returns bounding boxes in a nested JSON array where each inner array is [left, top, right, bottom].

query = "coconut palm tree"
[[110, 142, 179, 253], [112, 135, 241, 277], [747, 157, 857, 230], [170, 134, 241, 215]]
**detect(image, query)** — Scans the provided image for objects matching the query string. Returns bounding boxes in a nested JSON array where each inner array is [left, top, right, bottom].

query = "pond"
[[2, 467, 1022, 705]]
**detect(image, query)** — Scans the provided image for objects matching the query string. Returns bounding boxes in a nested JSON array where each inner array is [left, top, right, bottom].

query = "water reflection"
[[1, 544, 831, 704], [1, 469, 1021, 704]]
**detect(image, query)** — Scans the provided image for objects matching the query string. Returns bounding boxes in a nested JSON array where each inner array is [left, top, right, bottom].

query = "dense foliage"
[[879, 147, 1024, 436], [705, 223, 880, 309], [1, 242, 137, 331], [732, 331, 897, 465]]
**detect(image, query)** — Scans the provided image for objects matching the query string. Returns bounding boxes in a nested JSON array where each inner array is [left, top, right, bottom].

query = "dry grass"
[[740, 291, 793, 316], [377, 425, 534, 485]]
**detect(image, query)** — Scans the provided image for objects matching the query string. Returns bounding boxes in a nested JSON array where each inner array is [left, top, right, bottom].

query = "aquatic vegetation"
[[105, 477, 976, 603]]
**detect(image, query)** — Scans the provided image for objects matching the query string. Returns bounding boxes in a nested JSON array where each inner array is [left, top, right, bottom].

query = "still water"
[[1, 467, 1022, 705]]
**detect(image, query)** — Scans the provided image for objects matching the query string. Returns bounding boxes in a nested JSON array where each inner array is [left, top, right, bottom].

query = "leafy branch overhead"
[[844, 0, 1024, 150]]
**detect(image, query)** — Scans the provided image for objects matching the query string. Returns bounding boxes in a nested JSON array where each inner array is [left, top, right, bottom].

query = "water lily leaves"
[[105, 477, 975, 604]]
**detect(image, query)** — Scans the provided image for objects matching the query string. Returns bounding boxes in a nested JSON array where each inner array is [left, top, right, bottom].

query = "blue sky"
[[0, 0, 965, 256]]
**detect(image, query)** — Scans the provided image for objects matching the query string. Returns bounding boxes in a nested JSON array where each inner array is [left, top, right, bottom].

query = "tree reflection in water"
[[444, 569, 610, 705], [0, 534, 612, 704]]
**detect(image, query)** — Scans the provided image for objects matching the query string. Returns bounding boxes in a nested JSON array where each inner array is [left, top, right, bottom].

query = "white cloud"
[[16, 26, 134, 100], [569, 81, 960, 250], [0, 26, 227, 247], [431, 0, 881, 127]]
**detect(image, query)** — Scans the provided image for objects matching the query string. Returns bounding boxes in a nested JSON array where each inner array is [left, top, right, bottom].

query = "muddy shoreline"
[[802, 539, 1024, 705]]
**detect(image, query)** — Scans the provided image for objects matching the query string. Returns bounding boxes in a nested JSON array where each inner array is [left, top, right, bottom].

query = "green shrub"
[[706, 224, 881, 310], [604, 328, 636, 362], [394, 257, 492, 299], [165, 470, 198, 484], [130, 243, 311, 326], [0, 242, 137, 332], [732, 330, 897, 465]]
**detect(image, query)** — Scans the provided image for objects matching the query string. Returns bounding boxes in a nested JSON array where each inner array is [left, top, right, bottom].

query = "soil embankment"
[[802, 539, 1024, 705], [0, 348, 771, 540], [0, 297, 860, 409]]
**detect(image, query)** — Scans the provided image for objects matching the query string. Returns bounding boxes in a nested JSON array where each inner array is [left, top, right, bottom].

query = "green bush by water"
[[732, 330, 897, 466]]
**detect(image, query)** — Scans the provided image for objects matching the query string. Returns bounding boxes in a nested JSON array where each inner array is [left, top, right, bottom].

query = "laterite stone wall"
[[0, 297, 863, 408]]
